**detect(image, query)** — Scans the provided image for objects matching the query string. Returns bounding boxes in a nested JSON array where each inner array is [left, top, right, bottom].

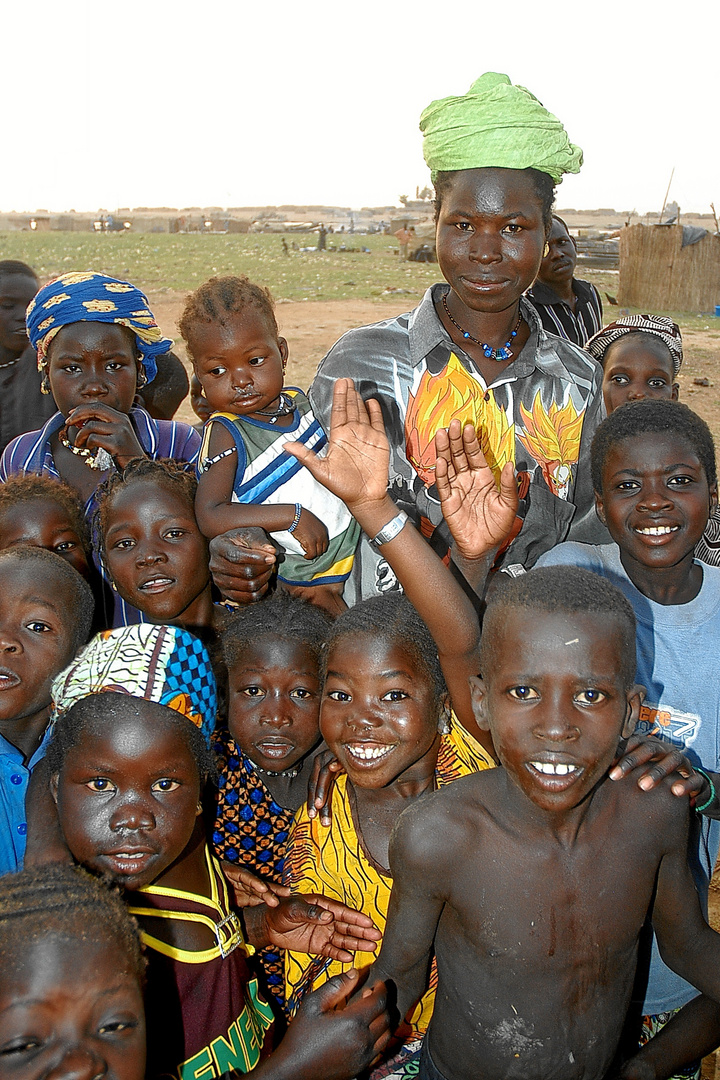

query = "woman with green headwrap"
[[309, 72, 608, 602]]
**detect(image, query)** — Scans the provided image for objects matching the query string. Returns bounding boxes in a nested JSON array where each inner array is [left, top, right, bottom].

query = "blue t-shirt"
[[536, 541, 720, 1013], [0, 726, 51, 877]]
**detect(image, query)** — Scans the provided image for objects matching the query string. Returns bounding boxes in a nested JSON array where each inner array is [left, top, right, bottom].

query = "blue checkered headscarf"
[[50, 624, 217, 745], [26, 272, 172, 384]]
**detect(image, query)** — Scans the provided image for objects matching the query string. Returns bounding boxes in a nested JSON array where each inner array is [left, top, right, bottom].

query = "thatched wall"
[[619, 224, 720, 311]]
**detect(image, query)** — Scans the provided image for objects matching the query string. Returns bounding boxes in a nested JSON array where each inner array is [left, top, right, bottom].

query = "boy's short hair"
[[482, 566, 637, 689], [178, 275, 278, 358], [46, 692, 216, 782], [323, 594, 446, 707], [0, 864, 144, 979], [0, 546, 94, 652], [591, 399, 717, 494], [139, 351, 189, 420], [0, 473, 91, 556], [0, 260, 39, 282], [221, 591, 331, 672]]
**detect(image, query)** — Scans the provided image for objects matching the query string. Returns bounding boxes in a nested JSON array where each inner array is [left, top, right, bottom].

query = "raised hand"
[[262, 893, 382, 961], [285, 379, 389, 512], [435, 419, 518, 560]]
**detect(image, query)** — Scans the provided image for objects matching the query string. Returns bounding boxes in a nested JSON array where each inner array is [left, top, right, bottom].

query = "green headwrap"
[[420, 72, 582, 184]]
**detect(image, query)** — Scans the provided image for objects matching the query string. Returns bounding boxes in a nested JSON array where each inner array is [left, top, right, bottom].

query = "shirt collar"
[[528, 277, 593, 306]]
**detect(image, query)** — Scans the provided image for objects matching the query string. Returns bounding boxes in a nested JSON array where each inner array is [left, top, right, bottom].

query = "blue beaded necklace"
[[442, 294, 522, 361]]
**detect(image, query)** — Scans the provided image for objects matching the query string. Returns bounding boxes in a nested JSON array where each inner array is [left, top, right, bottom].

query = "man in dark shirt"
[[0, 261, 55, 455], [526, 216, 603, 346]]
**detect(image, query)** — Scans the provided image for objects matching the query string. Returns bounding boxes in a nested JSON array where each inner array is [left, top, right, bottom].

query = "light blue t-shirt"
[[0, 727, 50, 877], [536, 541, 720, 1014]]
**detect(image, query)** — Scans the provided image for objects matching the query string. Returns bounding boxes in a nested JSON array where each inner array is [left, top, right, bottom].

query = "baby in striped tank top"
[[180, 275, 359, 616]]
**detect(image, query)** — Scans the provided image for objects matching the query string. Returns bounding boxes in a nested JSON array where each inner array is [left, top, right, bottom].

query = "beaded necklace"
[[442, 295, 522, 361]]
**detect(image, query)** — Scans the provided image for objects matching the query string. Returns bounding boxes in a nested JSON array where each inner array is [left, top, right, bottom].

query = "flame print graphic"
[[405, 353, 515, 485], [516, 391, 585, 500]]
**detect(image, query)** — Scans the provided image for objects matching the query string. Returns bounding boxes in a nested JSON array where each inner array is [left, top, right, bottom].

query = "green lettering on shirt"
[[178, 1046, 215, 1080]]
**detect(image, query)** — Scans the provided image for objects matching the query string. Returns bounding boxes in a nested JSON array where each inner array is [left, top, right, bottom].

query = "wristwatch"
[[371, 511, 409, 547]]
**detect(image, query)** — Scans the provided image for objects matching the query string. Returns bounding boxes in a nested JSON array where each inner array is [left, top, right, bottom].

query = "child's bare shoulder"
[[390, 771, 498, 869], [603, 769, 692, 844]]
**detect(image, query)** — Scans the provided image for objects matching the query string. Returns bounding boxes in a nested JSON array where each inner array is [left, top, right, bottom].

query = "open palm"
[[435, 420, 518, 560], [285, 378, 389, 510]]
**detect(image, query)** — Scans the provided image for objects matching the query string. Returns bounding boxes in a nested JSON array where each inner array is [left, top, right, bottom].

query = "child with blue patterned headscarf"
[[2, 273, 201, 628]]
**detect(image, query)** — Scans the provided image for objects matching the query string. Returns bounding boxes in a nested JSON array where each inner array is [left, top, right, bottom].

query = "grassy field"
[[0, 231, 442, 303], [2, 229, 715, 333]]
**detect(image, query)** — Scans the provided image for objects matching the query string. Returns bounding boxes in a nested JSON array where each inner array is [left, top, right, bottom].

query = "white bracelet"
[[372, 511, 409, 546]]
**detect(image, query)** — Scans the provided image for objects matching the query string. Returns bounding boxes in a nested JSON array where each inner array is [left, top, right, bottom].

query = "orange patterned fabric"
[[283, 720, 494, 1033]]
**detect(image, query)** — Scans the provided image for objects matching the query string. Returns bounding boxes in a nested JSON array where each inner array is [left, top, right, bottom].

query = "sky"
[[5, 0, 718, 216]]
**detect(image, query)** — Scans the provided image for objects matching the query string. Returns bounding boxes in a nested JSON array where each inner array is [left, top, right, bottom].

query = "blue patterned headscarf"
[[50, 624, 217, 746], [26, 272, 173, 384]]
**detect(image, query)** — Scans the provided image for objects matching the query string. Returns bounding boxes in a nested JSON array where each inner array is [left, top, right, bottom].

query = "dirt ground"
[[148, 291, 720, 443], [149, 293, 410, 427]]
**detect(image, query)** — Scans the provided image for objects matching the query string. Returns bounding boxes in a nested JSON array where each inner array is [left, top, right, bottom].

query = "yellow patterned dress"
[[284, 720, 494, 1036]]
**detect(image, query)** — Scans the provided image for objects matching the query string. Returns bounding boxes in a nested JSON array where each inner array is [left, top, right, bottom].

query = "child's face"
[[471, 609, 641, 814], [321, 633, 441, 790], [47, 323, 139, 418], [190, 374, 212, 424], [53, 702, 203, 891], [104, 479, 210, 624], [0, 562, 77, 729], [0, 274, 38, 357], [190, 310, 288, 419], [228, 636, 321, 772], [596, 433, 717, 573], [0, 934, 145, 1080], [0, 500, 89, 579], [602, 337, 677, 414]]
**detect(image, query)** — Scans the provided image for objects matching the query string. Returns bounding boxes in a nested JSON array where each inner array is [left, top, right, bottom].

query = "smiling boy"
[[368, 566, 720, 1080], [536, 399, 720, 1074]]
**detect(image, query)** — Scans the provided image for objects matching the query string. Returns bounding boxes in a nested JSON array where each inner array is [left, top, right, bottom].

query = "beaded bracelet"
[[287, 503, 302, 534], [694, 767, 716, 814]]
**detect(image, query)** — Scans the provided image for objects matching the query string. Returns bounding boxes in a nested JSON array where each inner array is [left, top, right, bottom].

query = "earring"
[[136, 362, 148, 389], [40, 373, 51, 395], [543, 242, 550, 258], [437, 705, 451, 735]]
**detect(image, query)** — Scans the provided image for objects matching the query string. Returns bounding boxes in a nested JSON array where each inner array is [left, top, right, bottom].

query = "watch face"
[[374, 511, 408, 546]]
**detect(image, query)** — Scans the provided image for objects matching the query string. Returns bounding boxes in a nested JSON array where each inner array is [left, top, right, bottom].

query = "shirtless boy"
[[369, 566, 720, 1080]]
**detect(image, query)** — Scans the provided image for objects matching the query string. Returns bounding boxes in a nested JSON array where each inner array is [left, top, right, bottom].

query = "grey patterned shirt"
[[310, 283, 608, 602]]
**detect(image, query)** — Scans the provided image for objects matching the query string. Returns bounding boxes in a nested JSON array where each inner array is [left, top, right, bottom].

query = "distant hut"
[[619, 224, 720, 312]]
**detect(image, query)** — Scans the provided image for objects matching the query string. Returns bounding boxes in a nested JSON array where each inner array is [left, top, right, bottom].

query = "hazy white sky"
[[5, 0, 718, 215]]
